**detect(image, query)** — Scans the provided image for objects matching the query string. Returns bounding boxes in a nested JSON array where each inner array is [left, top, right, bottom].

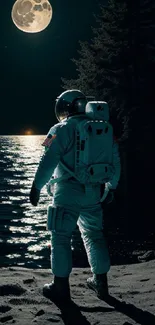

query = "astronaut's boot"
[[87, 273, 109, 301], [43, 276, 71, 303]]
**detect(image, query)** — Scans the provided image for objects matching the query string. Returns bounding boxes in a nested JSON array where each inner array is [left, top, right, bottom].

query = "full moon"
[[11, 0, 52, 33]]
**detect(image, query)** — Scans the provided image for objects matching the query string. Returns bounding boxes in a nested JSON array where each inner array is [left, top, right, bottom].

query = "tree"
[[62, 41, 98, 97], [62, 0, 155, 235], [62, 0, 131, 142]]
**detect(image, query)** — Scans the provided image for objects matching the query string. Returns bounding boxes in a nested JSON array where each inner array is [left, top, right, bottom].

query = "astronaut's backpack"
[[59, 101, 115, 185]]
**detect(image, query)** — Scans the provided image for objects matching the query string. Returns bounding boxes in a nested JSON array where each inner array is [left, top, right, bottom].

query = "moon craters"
[[17, 1, 33, 15], [42, 2, 48, 9], [43, 2, 51, 10], [12, 0, 53, 33], [33, 4, 43, 11], [14, 11, 35, 27]]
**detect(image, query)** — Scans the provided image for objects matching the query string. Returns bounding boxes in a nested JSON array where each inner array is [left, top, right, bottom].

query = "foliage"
[[62, 0, 132, 142], [61, 0, 155, 233]]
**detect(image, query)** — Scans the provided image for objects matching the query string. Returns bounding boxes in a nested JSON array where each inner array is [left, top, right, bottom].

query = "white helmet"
[[55, 89, 87, 121]]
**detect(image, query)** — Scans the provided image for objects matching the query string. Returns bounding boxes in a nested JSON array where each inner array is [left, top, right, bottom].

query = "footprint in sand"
[[0, 284, 26, 296], [8, 298, 38, 305], [23, 278, 35, 284], [0, 315, 13, 323], [0, 305, 12, 313], [130, 291, 140, 295], [35, 310, 45, 317], [82, 271, 90, 275], [78, 283, 86, 288]]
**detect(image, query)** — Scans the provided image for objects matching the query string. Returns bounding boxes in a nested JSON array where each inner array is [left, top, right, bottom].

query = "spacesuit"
[[30, 89, 121, 302]]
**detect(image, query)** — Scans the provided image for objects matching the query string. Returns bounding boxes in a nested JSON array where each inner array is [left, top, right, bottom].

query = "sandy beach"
[[0, 259, 155, 325]]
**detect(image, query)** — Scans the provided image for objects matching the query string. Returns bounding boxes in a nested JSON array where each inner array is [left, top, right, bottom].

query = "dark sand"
[[0, 260, 155, 325]]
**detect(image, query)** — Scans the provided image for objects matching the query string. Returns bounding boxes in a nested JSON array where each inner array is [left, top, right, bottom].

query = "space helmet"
[[55, 89, 88, 121]]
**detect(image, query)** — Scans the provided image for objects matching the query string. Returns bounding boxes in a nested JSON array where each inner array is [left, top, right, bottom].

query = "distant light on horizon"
[[24, 129, 34, 136]]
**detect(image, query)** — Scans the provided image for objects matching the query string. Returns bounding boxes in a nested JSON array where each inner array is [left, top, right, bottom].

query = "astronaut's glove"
[[30, 182, 40, 206]]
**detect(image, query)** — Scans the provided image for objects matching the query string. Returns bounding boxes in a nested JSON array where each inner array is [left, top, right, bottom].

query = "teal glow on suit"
[[34, 116, 121, 277]]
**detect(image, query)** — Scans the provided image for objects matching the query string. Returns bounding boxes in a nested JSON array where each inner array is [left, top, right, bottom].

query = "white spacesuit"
[[30, 89, 121, 303]]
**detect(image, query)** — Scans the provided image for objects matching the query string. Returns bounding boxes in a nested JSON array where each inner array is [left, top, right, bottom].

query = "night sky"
[[1, 0, 105, 135]]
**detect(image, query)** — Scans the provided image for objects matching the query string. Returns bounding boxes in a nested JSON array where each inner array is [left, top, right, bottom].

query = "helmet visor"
[[55, 97, 87, 121]]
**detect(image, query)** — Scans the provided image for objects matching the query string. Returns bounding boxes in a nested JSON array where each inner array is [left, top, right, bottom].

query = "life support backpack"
[[46, 101, 115, 200], [58, 101, 114, 185], [72, 101, 114, 184]]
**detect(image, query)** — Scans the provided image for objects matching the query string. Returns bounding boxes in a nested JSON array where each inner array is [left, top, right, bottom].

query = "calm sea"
[[0, 136, 84, 269]]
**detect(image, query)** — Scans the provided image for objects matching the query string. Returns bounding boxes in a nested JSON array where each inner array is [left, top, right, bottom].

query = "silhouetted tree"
[[62, 0, 131, 227], [62, 0, 131, 142], [62, 0, 155, 236]]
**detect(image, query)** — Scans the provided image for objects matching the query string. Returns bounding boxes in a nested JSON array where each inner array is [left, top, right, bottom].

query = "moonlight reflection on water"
[[0, 135, 84, 268], [1, 136, 145, 269]]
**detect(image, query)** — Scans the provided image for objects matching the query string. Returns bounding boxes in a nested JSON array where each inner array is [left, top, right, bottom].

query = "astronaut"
[[30, 89, 121, 303]]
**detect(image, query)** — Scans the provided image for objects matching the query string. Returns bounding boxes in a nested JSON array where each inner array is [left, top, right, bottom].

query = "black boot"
[[43, 276, 71, 303], [87, 273, 109, 300]]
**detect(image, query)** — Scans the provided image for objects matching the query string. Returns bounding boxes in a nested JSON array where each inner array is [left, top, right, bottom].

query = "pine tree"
[[62, 41, 98, 97], [62, 0, 130, 142], [62, 0, 155, 234], [62, 0, 155, 145]]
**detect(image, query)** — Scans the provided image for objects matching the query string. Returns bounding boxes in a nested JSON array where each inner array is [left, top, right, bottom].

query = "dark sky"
[[0, 0, 105, 135]]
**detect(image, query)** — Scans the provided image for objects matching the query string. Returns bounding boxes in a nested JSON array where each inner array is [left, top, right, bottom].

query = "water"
[[1, 136, 153, 269], [0, 136, 84, 268]]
